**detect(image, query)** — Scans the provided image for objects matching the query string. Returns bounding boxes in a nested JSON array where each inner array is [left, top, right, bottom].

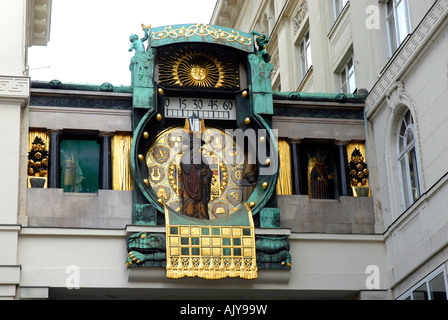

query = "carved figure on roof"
[[129, 25, 151, 55], [129, 25, 155, 87], [251, 31, 271, 62]]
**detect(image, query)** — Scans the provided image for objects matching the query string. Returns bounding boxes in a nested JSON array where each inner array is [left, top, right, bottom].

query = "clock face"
[[145, 126, 247, 220]]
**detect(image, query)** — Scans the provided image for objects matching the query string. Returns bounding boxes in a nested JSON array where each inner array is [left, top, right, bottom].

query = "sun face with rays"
[[158, 45, 240, 89]]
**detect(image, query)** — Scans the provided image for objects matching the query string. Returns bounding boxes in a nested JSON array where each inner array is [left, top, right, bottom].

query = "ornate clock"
[[127, 24, 286, 279]]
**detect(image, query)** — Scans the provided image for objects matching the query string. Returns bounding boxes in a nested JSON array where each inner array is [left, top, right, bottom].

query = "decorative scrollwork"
[[152, 24, 252, 46]]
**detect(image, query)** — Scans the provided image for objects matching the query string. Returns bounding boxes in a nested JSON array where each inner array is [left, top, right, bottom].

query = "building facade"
[[16, 17, 386, 298], [0, 0, 51, 300], [1, 0, 446, 301], [364, 0, 448, 300], [2, 3, 387, 297], [211, 0, 448, 300]]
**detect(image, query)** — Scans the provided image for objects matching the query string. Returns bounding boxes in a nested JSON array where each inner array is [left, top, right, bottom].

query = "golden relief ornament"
[[28, 137, 49, 178], [349, 148, 370, 187], [158, 45, 239, 89], [148, 165, 165, 184], [152, 24, 252, 46], [151, 145, 170, 164]]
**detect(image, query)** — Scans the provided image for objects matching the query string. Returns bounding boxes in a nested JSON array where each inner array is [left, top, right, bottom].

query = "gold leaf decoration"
[[152, 24, 252, 46], [158, 45, 240, 89]]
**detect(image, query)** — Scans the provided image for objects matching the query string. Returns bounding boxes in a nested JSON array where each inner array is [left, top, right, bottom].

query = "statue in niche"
[[61, 141, 85, 192], [307, 151, 334, 199], [180, 138, 213, 220]]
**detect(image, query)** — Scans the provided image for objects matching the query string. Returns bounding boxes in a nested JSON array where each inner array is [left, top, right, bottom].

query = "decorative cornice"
[[210, 0, 244, 29], [0, 76, 30, 104], [30, 94, 132, 110], [0, 76, 30, 108], [365, 0, 448, 119], [28, 0, 52, 47], [386, 80, 405, 111], [273, 107, 364, 120], [273, 98, 365, 120], [293, 0, 308, 35]]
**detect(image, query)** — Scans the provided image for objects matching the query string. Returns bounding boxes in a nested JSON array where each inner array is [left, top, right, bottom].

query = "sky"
[[28, 0, 217, 86]]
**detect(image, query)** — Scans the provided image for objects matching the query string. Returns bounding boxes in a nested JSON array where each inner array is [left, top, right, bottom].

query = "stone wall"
[[26, 189, 132, 229], [278, 195, 376, 234], [25, 189, 377, 235]]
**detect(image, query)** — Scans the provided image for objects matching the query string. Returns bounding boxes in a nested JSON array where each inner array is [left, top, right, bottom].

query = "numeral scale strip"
[[164, 97, 236, 120]]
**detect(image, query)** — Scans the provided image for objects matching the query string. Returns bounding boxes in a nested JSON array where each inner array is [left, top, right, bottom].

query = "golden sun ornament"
[[158, 45, 239, 89]]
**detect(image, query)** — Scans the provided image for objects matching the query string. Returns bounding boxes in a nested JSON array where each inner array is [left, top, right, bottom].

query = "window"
[[386, 0, 411, 54], [340, 56, 356, 94], [334, 0, 349, 19], [60, 139, 100, 193], [267, 1, 275, 35], [260, 13, 269, 35], [398, 266, 448, 300], [298, 31, 312, 81], [397, 110, 421, 209]]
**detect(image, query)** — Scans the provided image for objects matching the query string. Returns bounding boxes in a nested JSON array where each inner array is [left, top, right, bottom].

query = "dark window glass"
[[429, 273, 448, 300], [60, 139, 100, 193], [413, 283, 428, 300]]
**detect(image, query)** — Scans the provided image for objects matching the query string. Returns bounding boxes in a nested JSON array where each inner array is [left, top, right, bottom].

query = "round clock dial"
[[145, 126, 247, 220]]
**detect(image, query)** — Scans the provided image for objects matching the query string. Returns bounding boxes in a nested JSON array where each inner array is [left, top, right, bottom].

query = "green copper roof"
[[273, 91, 367, 103], [31, 80, 132, 93]]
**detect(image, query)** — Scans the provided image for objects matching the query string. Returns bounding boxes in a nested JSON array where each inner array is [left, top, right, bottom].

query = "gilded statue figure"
[[180, 139, 213, 220], [308, 151, 334, 199]]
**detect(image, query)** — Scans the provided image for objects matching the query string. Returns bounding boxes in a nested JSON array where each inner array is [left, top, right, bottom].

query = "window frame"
[[386, 0, 411, 55], [297, 30, 312, 82], [398, 265, 448, 300], [334, 0, 349, 20], [396, 110, 421, 209], [340, 55, 356, 94]]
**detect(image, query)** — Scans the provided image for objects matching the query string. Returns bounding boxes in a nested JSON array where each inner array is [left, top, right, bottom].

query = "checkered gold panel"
[[165, 207, 258, 280]]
